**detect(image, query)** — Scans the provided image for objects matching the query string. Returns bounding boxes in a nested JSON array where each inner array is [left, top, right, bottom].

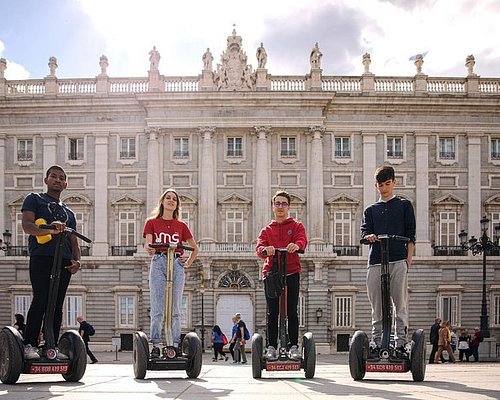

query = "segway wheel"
[[251, 333, 263, 379], [349, 330, 369, 381], [182, 332, 202, 378], [410, 329, 426, 382], [59, 330, 87, 382], [133, 331, 149, 379], [0, 327, 24, 384], [302, 332, 316, 379]]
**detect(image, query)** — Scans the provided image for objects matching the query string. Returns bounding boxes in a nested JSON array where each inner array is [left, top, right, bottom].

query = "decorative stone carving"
[[48, 56, 58, 77], [213, 28, 255, 91], [256, 42, 267, 69], [0, 58, 6, 78], [362, 52, 371, 74], [99, 55, 108, 76], [414, 54, 424, 75], [310, 42, 322, 69], [202, 48, 213, 71], [149, 46, 160, 71], [465, 54, 476, 76]]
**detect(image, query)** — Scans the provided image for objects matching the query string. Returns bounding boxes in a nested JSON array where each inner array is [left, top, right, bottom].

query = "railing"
[[433, 246, 467, 256], [3, 75, 500, 96], [6, 246, 29, 256], [199, 242, 255, 253], [111, 246, 137, 256], [80, 246, 91, 256], [332, 246, 360, 256]]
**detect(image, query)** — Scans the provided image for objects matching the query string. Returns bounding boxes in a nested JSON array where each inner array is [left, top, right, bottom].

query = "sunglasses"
[[274, 202, 289, 208]]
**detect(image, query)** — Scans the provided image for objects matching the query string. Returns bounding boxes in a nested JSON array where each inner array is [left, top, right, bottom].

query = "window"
[[227, 137, 243, 157], [387, 136, 403, 158], [439, 212, 457, 246], [173, 137, 189, 158], [438, 295, 458, 326], [119, 212, 136, 246], [226, 211, 243, 242], [17, 139, 33, 161], [15, 213, 27, 246], [335, 296, 352, 328], [120, 137, 136, 159], [334, 212, 351, 246], [181, 294, 189, 329], [334, 137, 350, 158], [64, 295, 82, 328], [439, 138, 455, 159], [14, 295, 31, 318], [280, 136, 296, 157], [68, 138, 84, 160], [492, 138, 500, 160], [181, 210, 190, 228], [493, 294, 500, 326], [118, 295, 135, 328]]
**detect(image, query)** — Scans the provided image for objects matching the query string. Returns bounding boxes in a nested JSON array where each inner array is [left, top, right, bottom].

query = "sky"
[[1, 0, 499, 80]]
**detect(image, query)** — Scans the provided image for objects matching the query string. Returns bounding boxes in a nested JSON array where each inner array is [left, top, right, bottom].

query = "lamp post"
[[459, 216, 500, 339], [0, 229, 12, 253], [199, 266, 205, 352]]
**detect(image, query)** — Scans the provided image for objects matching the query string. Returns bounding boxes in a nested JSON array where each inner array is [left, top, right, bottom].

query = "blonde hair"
[[151, 189, 181, 219]]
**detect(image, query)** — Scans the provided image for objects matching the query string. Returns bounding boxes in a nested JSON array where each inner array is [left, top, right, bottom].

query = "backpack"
[[244, 327, 250, 340], [264, 254, 284, 299], [86, 323, 95, 336]]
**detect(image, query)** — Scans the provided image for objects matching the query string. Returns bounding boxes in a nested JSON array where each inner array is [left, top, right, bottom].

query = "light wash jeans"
[[149, 254, 185, 347], [366, 259, 408, 347]]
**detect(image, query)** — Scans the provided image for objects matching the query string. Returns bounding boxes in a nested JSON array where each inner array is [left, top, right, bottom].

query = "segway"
[[0, 224, 92, 384], [349, 234, 426, 382], [133, 243, 202, 379], [252, 248, 316, 379]]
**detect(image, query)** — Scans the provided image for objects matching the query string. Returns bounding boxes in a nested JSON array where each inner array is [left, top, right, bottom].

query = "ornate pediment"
[[326, 193, 360, 206], [213, 28, 255, 91], [219, 192, 251, 205], [62, 195, 92, 205], [111, 194, 144, 207], [433, 193, 465, 206]]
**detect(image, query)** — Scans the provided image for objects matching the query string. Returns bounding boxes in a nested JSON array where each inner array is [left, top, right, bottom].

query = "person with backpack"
[[233, 313, 249, 364], [211, 325, 228, 362], [77, 316, 98, 364], [470, 327, 483, 362]]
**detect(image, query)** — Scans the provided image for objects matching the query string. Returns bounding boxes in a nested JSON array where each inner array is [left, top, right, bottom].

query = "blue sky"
[[1, 0, 499, 80]]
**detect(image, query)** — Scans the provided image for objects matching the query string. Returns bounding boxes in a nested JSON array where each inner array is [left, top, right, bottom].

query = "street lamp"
[[199, 266, 205, 352], [459, 216, 500, 339], [0, 229, 12, 252]]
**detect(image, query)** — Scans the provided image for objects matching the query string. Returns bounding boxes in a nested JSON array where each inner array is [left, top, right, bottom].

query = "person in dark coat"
[[429, 317, 444, 363], [77, 316, 98, 364]]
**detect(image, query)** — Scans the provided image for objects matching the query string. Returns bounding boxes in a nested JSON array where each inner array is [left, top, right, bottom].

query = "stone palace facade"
[[0, 30, 499, 356]]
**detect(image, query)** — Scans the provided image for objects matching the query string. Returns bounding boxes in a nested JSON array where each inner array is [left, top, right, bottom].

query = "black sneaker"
[[150, 346, 161, 359], [369, 346, 380, 359]]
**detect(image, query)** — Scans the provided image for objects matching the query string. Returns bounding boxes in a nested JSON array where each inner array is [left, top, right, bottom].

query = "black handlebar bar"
[[39, 224, 92, 243], [262, 248, 305, 256], [360, 234, 410, 245], [149, 243, 194, 252]]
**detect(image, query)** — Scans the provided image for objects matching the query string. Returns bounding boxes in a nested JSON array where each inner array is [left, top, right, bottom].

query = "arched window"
[[218, 271, 252, 289]]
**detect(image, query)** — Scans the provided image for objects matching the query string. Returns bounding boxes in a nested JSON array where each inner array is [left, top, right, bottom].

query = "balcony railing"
[[433, 246, 467, 256], [6, 246, 29, 256], [80, 246, 91, 256], [111, 246, 137, 256], [332, 246, 360, 256]]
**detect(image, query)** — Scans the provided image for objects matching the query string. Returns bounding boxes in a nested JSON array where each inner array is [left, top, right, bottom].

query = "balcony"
[[80, 246, 92, 256], [6, 246, 28, 256], [111, 246, 137, 256], [433, 246, 467, 256], [332, 246, 360, 256]]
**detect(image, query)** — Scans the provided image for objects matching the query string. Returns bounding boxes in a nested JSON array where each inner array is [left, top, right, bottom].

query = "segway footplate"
[[266, 360, 301, 371], [26, 361, 69, 374], [366, 360, 409, 373]]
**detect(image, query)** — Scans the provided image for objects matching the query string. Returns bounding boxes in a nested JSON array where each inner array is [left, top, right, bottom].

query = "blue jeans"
[[149, 254, 185, 346]]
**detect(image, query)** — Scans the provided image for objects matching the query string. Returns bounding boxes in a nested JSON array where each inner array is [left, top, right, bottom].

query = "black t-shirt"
[[21, 192, 77, 259], [236, 319, 246, 339]]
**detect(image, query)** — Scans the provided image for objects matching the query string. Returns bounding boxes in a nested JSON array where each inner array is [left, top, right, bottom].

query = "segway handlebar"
[[148, 243, 194, 252], [39, 224, 92, 243], [262, 248, 305, 256], [360, 234, 410, 245]]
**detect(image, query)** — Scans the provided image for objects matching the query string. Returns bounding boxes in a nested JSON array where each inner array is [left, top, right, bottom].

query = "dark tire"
[[349, 330, 368, 381], [411, 329, 426, 382], [182, 332, 202, 378], [303, 332, 316, 379], [0, 327, 24, 384], [133, 331, 149, 379], [251, 333, 263, 379], [59, 330, 87, 382]]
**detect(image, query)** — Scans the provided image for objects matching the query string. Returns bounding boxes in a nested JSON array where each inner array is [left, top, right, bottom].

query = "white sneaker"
[[289, 345, 301, 360], [24, 344, 40, 360], [265, 346, 278, 361]]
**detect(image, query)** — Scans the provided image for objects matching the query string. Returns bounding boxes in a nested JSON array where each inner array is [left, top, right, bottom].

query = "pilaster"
[[93, 134, 109, 256], [198, 127, 217, 243], [415, 134, 432, 256], [306, 126, 325, 243], [467, 132, 482, 237]]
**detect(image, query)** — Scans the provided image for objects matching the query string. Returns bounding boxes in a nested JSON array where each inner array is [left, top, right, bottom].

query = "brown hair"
[[151, 188, 181, 219], [272, 190, 291, 206]]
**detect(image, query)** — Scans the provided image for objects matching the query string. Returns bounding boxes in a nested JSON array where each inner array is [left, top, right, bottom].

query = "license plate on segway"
[[28, 363, 69, 374], [266, 361, 301, 371], [366, 362, 408, 373]]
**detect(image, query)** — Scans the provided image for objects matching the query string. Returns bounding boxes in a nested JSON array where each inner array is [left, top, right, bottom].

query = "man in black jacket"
[[77, 316, 98, 364], [429, 318, 444, 363]]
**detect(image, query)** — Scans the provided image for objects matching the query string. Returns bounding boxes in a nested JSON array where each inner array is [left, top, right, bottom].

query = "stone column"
[[467, 132, 482, 236], [43, 134, 58, 173], [0, 58, 6, 96], [252, 127, 272, 239], [306, 126, 325, 243], [198, 127, 217, 242], [93, 134, 109, 256], [415, 134, 432, 256], [0, 135, 5, 234], [362, 133, 377, 256], [146, 128, 162, 216]]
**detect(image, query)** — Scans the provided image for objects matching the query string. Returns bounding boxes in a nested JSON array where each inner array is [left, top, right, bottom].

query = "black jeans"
[[84, 340, 98, 363], [24, 256, 72, 347], [265, 273, 300, 349]]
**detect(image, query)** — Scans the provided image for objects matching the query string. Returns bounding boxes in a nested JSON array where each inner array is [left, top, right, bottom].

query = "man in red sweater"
[[256, 190, 308, 361]]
